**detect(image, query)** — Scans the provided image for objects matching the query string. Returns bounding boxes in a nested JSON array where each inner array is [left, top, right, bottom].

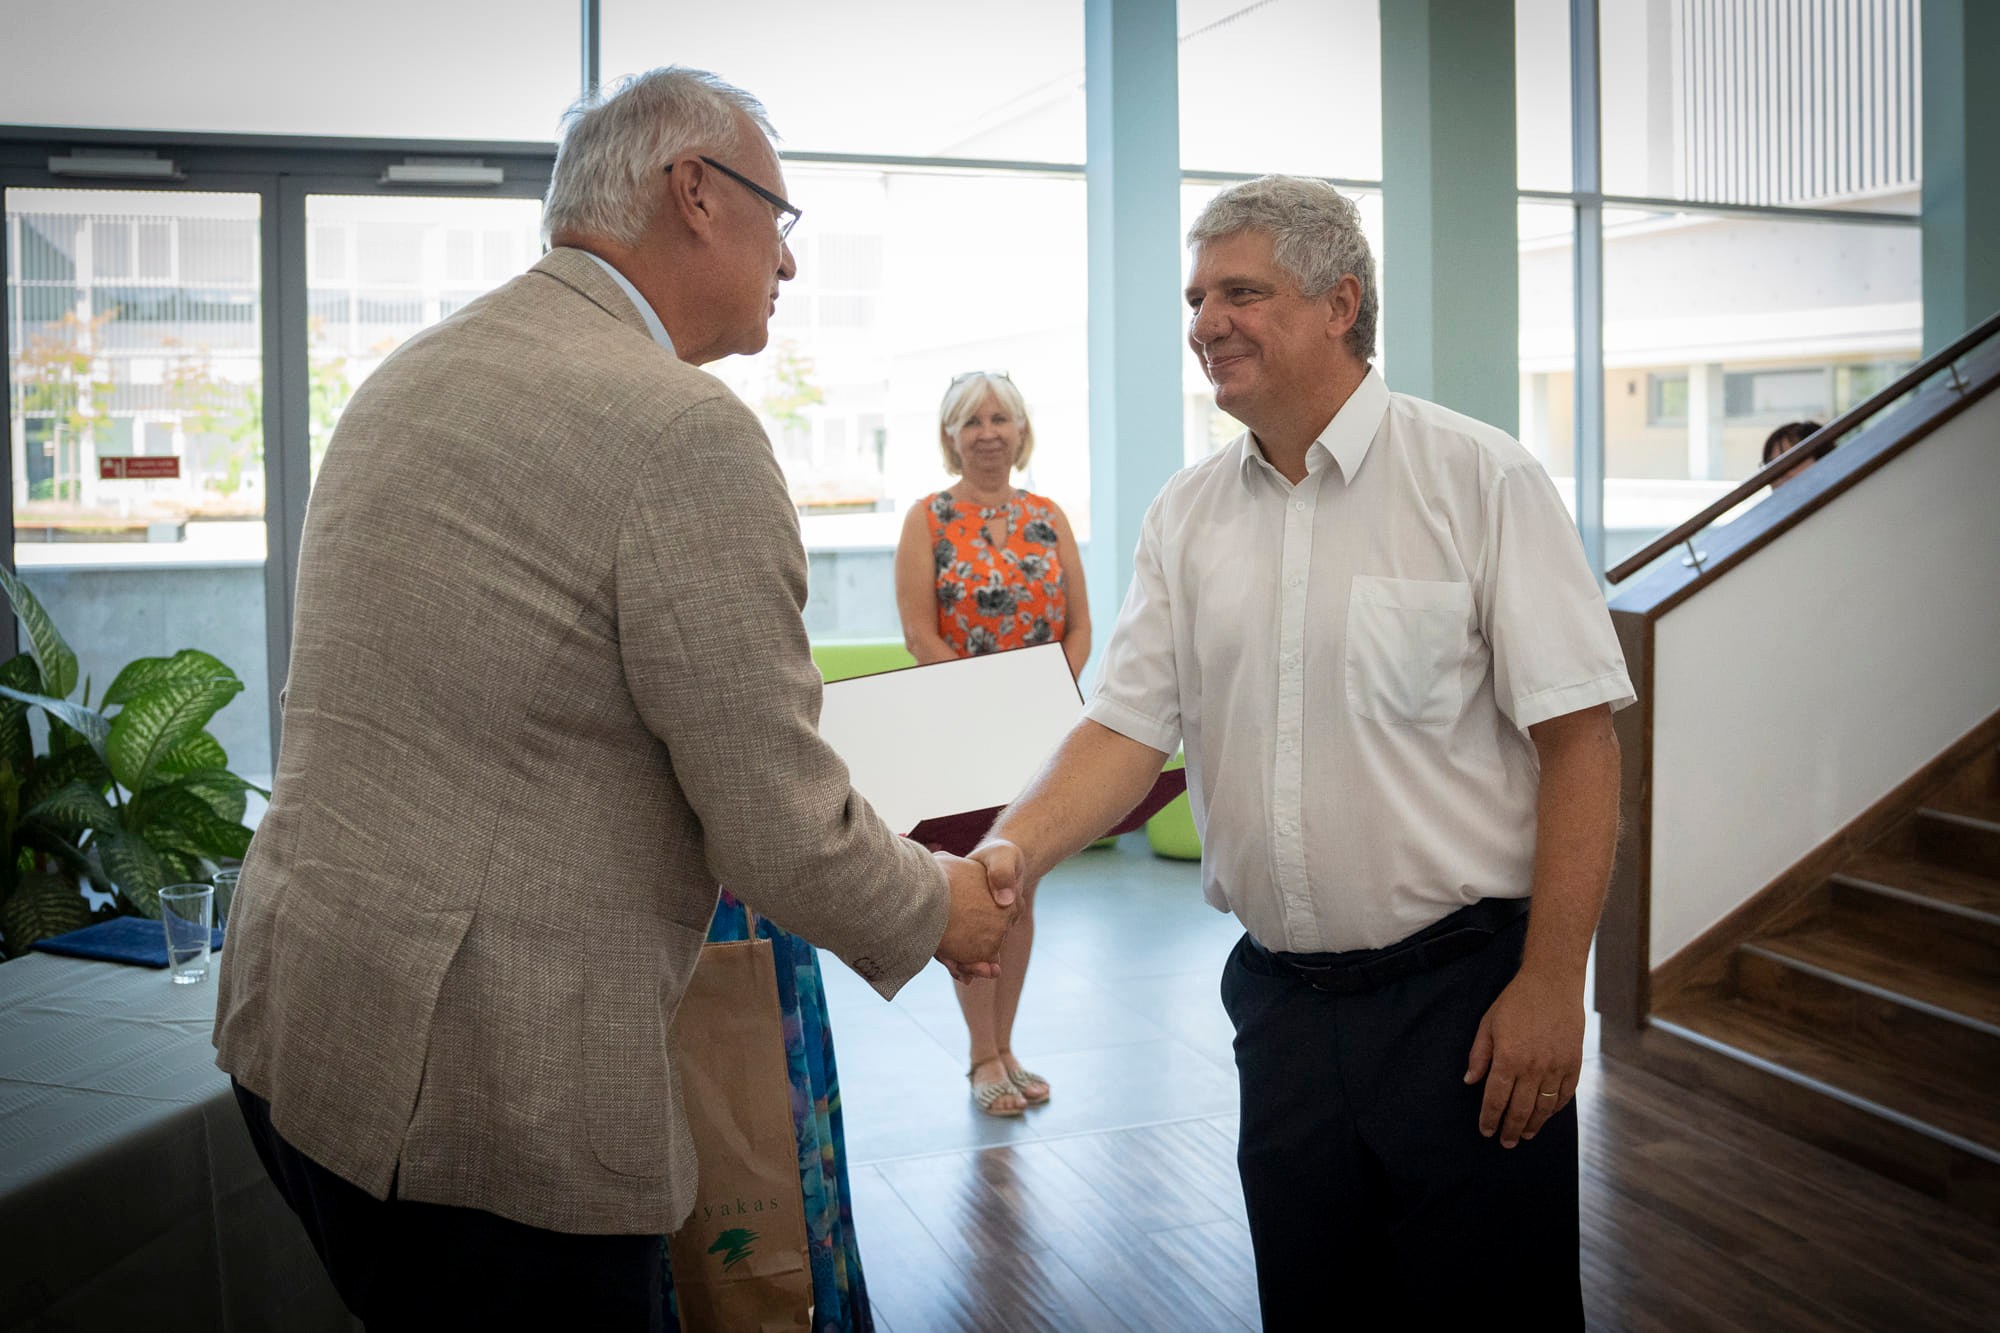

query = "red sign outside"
[[98, 456, 181, 481]]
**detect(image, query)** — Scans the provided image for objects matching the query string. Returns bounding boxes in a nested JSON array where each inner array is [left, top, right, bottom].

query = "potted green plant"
[[0, 564, 265, 958]]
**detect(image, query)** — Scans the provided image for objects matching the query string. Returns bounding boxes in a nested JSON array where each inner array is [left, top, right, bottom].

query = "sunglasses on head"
[[950, 370, 1012, 386]]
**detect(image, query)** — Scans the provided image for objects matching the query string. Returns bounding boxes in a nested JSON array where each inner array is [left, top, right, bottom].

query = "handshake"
[[931, 841, 1030, 984]]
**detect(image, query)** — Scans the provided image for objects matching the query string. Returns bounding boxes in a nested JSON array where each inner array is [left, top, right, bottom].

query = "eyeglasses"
[[950, 370, 1012, 386], [664, 155, 802, 240]]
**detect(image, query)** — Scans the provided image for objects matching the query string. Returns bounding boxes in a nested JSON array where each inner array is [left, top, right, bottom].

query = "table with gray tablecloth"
[[0, 952, 358, 1331]]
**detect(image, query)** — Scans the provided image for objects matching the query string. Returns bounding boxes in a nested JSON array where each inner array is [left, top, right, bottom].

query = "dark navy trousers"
[[1221, 910, 1585, 1329], [234, 1081, 665, 1332]]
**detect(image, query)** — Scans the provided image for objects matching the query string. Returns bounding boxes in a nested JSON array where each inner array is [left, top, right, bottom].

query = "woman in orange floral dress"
[[894, 371, 1090, 1117]]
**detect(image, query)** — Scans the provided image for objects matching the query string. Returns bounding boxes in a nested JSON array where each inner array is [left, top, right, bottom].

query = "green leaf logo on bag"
[[708, 1228, 759, 1270]]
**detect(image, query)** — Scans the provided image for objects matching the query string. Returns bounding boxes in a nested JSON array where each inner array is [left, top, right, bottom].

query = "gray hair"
[[543, 67, 776, 247], [937, 373, 1035, 475], [1187, 175, 1378, 361]]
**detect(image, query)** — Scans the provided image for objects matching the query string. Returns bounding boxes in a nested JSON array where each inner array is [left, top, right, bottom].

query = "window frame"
[[0, 125, 555, 761]]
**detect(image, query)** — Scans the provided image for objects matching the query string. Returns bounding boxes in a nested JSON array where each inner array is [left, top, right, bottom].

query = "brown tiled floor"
[[819, 838, 2000, 1331]]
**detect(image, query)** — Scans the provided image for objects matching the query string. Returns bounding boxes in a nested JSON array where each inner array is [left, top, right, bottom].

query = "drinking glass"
[[158, 885, 214, 984], [211, 868, 240, 927]]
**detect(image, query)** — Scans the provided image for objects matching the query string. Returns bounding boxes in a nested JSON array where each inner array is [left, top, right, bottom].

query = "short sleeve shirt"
[[1083, 369, 1634, 953]]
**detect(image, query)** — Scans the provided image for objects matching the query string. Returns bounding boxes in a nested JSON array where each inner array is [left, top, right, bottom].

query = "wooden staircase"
[[1632, 742, 2000, 1223]]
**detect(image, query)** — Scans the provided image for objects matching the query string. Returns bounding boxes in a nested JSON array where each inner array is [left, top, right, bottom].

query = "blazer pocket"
[[583, 965, 677, 1178], [1345, 575, 1474, 727]]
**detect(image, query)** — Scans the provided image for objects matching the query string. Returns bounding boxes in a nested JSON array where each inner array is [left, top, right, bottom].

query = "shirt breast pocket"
[[1345, 575, 1474, 727]]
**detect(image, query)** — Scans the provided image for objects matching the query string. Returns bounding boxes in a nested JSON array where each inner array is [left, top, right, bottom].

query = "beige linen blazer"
[[214, 248, 948, 1235]]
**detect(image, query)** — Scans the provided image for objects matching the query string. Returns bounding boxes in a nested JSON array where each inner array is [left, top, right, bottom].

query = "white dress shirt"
[[577, 250, 676, 354], [1084, 369, 1634, 953]]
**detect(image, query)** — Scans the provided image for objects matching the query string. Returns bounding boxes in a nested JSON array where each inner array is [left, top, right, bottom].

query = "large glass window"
[[598, 4, 1092, 641], [0, 1, 578, 142], [1516, 0, 1573, 192], [1599, 0, 1920, 213], [304, 195, 546, 485], [1178, 0, 1382, 180], [1518, 0, 1923, 574], [1518, 202, 1576, 510], [698, 166, 1089, 555], [6, 188, 271, 777], [1600, 208, 1919, 559], [602, 1, 1087, 162]]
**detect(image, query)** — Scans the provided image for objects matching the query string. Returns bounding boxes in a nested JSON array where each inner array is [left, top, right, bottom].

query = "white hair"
[[543, 67, 776, 247], [1187, 175, 1379, 361], [937, 373, 1035, 474]]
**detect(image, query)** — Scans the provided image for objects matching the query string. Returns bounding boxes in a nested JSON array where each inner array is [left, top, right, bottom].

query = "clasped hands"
[[930, 839, 1029, 984]]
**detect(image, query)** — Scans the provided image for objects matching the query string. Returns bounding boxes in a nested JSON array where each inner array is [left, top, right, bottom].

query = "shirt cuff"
[[1510, 670, 1636, 732], [1082, 696, 1180, 756]]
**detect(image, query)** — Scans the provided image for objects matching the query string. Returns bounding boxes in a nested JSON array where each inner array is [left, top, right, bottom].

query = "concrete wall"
[[803, 547, 901, 641], [17, 564, 272, 781]]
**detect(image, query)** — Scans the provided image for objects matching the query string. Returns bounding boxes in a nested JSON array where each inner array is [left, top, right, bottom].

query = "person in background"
[[214, 67, 1014, 1332], [894, 371, 1090, 1117], [970, 175, 1630, 1324], [1762, 419, 1823, 486]]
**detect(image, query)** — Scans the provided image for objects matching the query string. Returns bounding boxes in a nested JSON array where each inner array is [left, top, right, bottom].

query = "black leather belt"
[[1246, 897, 1529, 995]]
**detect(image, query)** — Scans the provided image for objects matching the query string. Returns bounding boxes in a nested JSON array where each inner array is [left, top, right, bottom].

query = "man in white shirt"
[[973, 176, 1631, 1324]]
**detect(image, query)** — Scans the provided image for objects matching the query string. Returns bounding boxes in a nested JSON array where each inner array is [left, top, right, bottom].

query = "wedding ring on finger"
[[1536, 1089, 1560, 1099]]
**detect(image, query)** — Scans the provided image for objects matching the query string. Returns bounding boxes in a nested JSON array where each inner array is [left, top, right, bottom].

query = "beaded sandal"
[[997, 1048, 1050, 1104], [1006, 1066, 1051, 1105], [969, 1069, 1027, 1117]]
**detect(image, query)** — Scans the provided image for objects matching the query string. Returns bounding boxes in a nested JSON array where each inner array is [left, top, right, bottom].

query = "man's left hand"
[[1463, 968, 1586, 1148]]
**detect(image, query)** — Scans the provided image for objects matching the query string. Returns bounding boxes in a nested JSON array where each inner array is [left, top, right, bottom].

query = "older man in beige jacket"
[[213, 68, 1012, 1330]]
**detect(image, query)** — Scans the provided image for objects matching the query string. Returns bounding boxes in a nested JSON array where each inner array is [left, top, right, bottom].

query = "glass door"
[[302, 193, 544, 488], [5, 186, 273, 780]]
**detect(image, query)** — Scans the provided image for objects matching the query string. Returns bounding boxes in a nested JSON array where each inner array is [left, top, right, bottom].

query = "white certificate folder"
[[817, 642, 1186, 856]]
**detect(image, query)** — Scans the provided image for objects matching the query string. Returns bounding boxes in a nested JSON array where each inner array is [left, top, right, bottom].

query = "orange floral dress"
[[922, 488, 1069, 657]]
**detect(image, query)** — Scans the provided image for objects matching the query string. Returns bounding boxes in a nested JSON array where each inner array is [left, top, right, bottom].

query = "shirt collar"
[[576, 251, 675, 355], [1317, 366, 1389, 481], [1233, 366, 1391, 487]]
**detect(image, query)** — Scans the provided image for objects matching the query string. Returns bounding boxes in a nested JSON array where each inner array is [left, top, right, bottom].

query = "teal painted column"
[[1085, 0, 1183, 646], [1922, 0, 2000, 354], [1379, 0, 1519, 432]]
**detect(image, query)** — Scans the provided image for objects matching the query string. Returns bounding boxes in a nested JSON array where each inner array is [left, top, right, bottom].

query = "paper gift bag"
[[667, 934, 814, 1331]]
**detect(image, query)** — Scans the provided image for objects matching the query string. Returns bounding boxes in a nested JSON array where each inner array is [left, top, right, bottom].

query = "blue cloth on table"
[[31, 916, 224, 967], [662, 891, 874, 1333]]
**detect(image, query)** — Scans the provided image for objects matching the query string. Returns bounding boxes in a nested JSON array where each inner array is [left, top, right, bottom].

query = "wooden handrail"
[[1606, 307, 2000, 585]]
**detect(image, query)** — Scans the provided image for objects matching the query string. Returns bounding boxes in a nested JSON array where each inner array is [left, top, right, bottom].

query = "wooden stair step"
[[1928, 768, 2000, 823], [1912, 807, 2000, 878], [1747, 919, 2000, 1030], [1636, 1006, 2000, 1223], [1840, 849, 2000, 921], [1653, 995, 2000, 1159], [1731, 947, 2000, 1094], [1824, 869, 2000, 973]]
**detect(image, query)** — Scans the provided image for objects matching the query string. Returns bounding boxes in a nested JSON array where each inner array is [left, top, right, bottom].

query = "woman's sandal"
[[969, 1069, 1027, 1117], [1000, 1053, 1051, 1105]]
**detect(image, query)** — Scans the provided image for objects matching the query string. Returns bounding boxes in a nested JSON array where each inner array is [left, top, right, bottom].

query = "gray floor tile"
[[1101, 970, 1238, 1072], [1013, 1038, 1241, 1139], [895, 975, 1178, 1065], [838, 1057, 1048, 1163], [823, 839, 1248, 1163]]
